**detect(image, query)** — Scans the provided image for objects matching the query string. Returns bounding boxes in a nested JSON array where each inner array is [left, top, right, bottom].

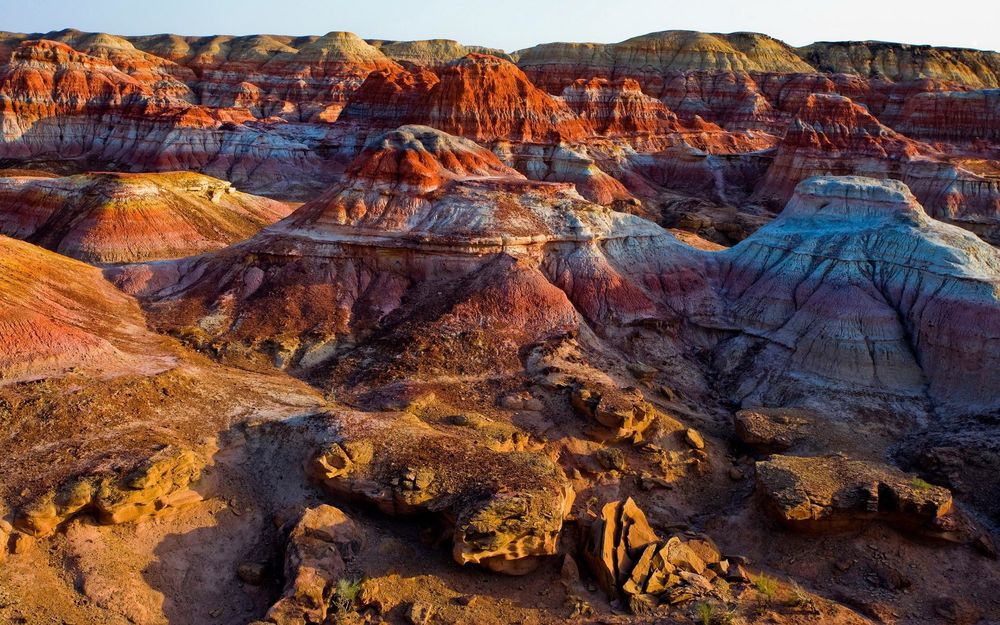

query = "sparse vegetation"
[[791, 582, 820, 613], [696, 602, 715, 625], [331, 577, 362, 613], [695, 601, 739, 625], [910, 476, 934, 490], [753, 574, 778, 605]]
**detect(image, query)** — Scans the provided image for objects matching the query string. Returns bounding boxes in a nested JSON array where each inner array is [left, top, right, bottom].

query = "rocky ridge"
[[0, 170, 291, 262], [1, 21, 1000, 625]]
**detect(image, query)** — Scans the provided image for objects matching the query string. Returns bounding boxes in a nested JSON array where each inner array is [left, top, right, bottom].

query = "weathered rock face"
[[561, 78, 686, 137], [715, 176, 1000, 416], [662, 71, 778, 132], [894, 88, 1000, 143], [337, 65, 441, 132], [14, 446, 204, 537], [0, 235, 176, 383], [110, 125, 680, 373], [754, 93, 927, 207], [0, 171, 291, 262], [583, 498, 735, 612], [308, 409, 573, 575], [266, 504, 362, 625], [756, 455, 954, 533], [411, 54, 592, 143], [796, 41, 1000, 88], [517, 31, 815, 94]]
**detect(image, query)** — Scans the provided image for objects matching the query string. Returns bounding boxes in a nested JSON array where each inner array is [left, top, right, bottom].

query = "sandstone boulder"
[[15, 446, 204, 537], [583, 498, 731, 612], [309, 410, 574, 575], [756, 455, 954, 533], [265, 504, 361, 625], [585, 498, 660, 594], [734, 408, 811, 454], [570, 384, 658, 441]]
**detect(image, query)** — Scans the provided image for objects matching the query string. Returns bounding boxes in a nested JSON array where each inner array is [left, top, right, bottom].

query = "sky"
[[2, 0, 998, 52]]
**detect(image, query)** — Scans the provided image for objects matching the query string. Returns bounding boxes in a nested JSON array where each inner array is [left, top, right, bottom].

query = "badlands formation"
[[0, 24, 998, 625]]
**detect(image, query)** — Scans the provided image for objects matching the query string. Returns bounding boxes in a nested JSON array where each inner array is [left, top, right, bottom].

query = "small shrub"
[[332, 577, 362, 613], [696, 602, 715, 625], [753, 574, 778, 604], [717, 610, 740, 625], [911, 477, 933, 490], [695, 602, 740, 625], [791, 582, 819, 613]]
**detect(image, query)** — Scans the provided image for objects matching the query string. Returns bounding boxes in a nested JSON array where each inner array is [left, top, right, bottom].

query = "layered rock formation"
[[894, 88, 1000, 143], [0, 36, 345, 197], [0, 234, 176, 382], [113, 125, 1000, 417], [753, 93, 929, 207], [715, 176, 1000, 415], [797, 41, 1000, 88], [110, 125, 682, 375], [517, 31, 815, 93], [0, 171, 291, 262], [3, 22, 1000, 625], [412, 54, 591, 143], [2, 26, 995, 242], [755, 94, 1000, 235]]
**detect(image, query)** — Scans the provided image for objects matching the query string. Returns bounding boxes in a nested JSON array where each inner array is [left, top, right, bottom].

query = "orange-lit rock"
[[0, 171, 292, 262]]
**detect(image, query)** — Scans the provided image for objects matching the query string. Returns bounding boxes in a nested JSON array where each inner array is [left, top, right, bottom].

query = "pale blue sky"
[[1, 0, 997, 52]]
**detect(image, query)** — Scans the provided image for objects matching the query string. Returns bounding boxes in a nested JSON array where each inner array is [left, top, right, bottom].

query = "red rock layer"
[[337, 66, 441, 129], [0, 235, 176, 383], [560, 78, 686, 136], [754, 93, 928, 207], [895, 89, 1000, 144], [657, 71, 787, 132], [412, 54, 591, 143], [328, 124, 519, 195], [0, 171, 292, 263], [0, 39, 339, 198]]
